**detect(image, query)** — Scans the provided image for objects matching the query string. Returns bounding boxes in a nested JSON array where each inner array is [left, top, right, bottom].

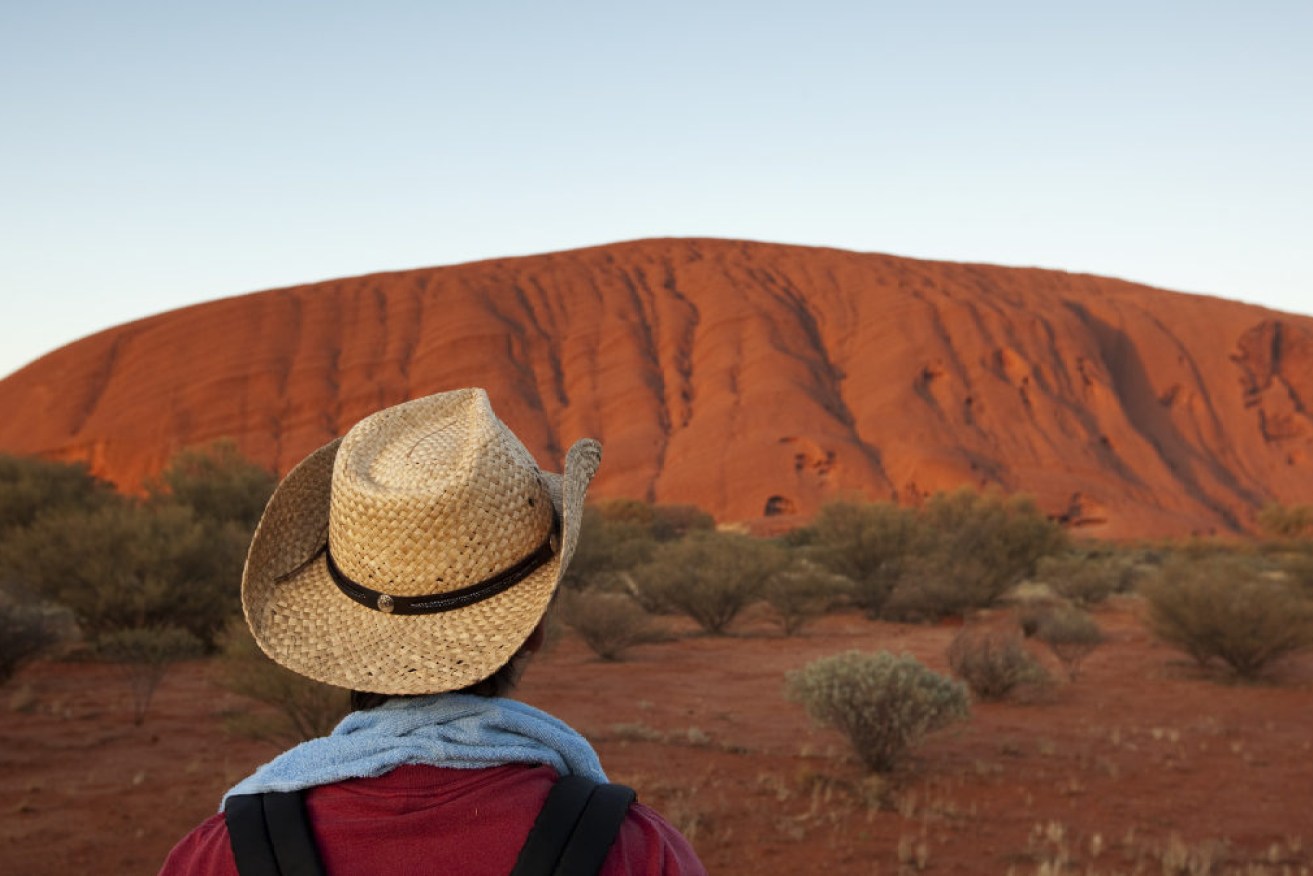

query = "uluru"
[[2, 237, 1310, 538]]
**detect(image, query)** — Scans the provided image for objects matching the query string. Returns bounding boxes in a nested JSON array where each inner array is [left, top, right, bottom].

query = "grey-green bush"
[[946, 626, 1050, 700], [1142, 556, 1313, 679], [1257, 503, 1313, 540], [217, 620, 351, 745], [585, 499, 715, 542], [0, 595, 57, 685], [0, 453, 115, 538], [146, 439, 276, 531], [1035, 551, 1135, 607], [95, 625, 203, 724], [1279, 551, 1313, 599], [1015, 599, 1055, 638], [560, 506, 657, 592], [804, 500, 919, 617], [1036, 607, 1104, 680], [634, 531, 785, 634], [883, 552, 991, 622], [761, 560, 853, 636], [0, 502, 240, 648], [786, 651, 969, 773], [884, 489, 1066, 621], [560, 589, 666, 660]]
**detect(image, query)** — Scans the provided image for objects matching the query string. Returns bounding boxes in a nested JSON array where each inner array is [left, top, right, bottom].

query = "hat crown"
[[326, 389, 554, 596]]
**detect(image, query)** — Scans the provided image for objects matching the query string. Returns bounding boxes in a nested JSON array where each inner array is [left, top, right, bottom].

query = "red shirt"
[[159, 764, 705, 875]]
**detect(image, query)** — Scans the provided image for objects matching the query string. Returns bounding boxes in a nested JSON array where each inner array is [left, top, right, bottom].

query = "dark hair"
[[349, 647, 530, 711]]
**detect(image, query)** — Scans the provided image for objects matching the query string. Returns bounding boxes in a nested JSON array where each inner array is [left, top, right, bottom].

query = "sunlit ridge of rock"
[[3, 238, 1311, 538]]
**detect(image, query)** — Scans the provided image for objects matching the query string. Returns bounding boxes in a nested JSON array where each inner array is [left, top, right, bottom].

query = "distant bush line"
[[566, 489, 1069, 642], [4, 445, 1312, 736], [0, 443, 279, 721]]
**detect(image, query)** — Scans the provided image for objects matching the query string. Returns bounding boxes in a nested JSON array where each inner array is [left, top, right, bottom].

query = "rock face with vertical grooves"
[[2, 238, 1310, 538]]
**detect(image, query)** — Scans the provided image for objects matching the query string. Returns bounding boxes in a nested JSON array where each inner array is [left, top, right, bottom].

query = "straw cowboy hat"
[[241, 388, 601, 694]]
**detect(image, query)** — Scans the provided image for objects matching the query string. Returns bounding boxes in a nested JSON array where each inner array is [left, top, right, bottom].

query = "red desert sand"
[[2, 239, 1311, 540], [2, 600, 1309, 874]]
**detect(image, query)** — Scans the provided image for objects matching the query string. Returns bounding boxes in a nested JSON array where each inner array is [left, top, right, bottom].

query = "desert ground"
[[2, 598, 1310, 875]]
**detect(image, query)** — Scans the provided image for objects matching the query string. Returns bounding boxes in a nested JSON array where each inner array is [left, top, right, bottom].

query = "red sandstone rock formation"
[[2, 239, 1310, 538]]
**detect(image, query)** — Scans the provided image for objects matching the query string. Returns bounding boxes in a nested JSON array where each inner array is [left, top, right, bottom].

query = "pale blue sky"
[[2, 1, 1310, 378]]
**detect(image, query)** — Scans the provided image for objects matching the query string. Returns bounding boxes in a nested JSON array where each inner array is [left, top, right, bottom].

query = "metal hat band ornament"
[[323, 509, 561, 615]]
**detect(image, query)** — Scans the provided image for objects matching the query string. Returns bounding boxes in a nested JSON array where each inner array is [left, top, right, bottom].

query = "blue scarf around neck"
[[221, 694, 606, 811]]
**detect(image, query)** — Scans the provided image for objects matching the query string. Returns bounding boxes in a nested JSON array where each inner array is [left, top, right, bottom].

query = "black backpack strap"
[[224, 791, 326, 876], [554, 782, 638, 876], [511, 775, 596, 876], [511, 775, 637, 876], [224, 776, 631, 876]]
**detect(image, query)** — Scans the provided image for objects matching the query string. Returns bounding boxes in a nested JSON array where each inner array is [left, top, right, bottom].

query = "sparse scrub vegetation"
[[95, 625, 203, 724], [804, 500, 919, 617], [800, 490, 1065, 623], [787, 650, 969, 772], [561, 506, 657, 592], [0, 444, 274, 650], [761, 560, 853, 636], [1015, 599, 1057, 638], [1257, 501, 1313, 540], [884, 551, 996, 622], [1278, 550, 1313, 599], [1035, 607, 1104, 681], [145, 439, 277, 531], [1142, 555, 1313, 679], [0, 502, 240, 648], [947, 626, 1050, 701], [217, 620, 351, 744], [560, 589, 666, 660], [594, 499, 715, 542], [1035, 549, 1136, 606], [0, 587, 59, 685], [0, 453, 115, 537], [884, 490, 1066, 621], [9, 471, 1313, 873], [1012, 822, 1311, 876], [634, 531, 785, 634]]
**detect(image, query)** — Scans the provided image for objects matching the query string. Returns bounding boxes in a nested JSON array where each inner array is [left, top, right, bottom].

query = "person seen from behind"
[[160, 388, 706, 875]]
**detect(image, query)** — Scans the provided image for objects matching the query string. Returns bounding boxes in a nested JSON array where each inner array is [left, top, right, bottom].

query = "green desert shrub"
[[1035, 550, 1136, 607], [1015, 599, 1056, 638], [0, 502, 240, 648], [634, 531, 785, 634], [1278, 551, 1313, 599], [1036, 607, 1104, 680], [802, 491, 1065, 622], [217, 620, 351, 745], [0, 453, 115, 538], [0, 443, 272, 650], [804, 500, 919, 617], [587, 499, 715, 541], [885, 489, 1066, 621], [761, 560, 854, 636], [95, 625, 203, 725], [884, 552, 991, 622], [786, 651, 969, 773], [1257, 502, 1313, 540], [946, 626, 1050, 701], [1142, 556, 1313, 679], [561, 506, 658, 592], [559, 589, 666, 660], [0, 592, 59, 685], [641, 502, 716, 542], [146, 439, 277, 531]]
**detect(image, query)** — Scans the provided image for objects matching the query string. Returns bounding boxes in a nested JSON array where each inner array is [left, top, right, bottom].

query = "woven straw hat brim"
[[241, 435, 599, 695]]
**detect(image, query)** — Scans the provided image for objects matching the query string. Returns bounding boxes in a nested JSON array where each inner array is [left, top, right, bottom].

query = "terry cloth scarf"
[[221, 694, 607, 811]]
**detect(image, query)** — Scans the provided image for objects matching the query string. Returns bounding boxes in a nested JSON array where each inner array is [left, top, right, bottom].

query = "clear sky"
[[2, 1, 1310, 378]]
